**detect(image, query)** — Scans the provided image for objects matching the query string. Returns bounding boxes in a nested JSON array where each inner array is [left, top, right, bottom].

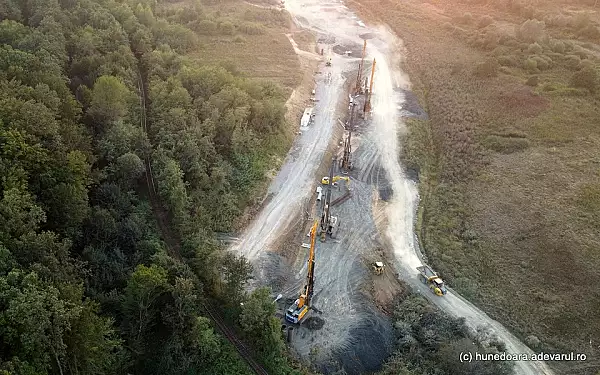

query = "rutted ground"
[[232, 0, 554, 374]]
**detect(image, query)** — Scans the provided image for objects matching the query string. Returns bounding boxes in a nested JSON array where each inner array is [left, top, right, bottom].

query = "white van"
[[316, 186, 323, 201]]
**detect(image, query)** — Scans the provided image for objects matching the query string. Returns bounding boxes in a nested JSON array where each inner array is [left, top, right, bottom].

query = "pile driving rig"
[[285, 220, 319, 324]]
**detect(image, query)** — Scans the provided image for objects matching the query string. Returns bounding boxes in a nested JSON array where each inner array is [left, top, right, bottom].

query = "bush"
[[477, 15, 494, 29], [524, 58, 538, 72], [531, 56, 550, 70], [527, 42, 543, 54], [473, 59, 499, 77], [526, 75, 539, 86], [579, 59, 595, 71], [571, 66, 598, 92], [526, 335, 541, 349], [564, 54, 581, 70], [237, 21, 266, 35], [483, 135, 530, 154], [516, 19, 546, 43], [219, 21, 235, 35], [549, 39, 565, 53], [194, 19, 217, 35], [497, 55, 518, 67]]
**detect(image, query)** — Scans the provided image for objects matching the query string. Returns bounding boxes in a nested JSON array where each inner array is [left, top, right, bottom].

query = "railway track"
[[136, 66, 269, 375]]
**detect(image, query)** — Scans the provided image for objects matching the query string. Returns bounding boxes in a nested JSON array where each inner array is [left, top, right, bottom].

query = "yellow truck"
[[417, 265, 447, 296]]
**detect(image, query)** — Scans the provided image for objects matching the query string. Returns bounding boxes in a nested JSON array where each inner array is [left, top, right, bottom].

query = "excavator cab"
[[373, 262, 384, 275]]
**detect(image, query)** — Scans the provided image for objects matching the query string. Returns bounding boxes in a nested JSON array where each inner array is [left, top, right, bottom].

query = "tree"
[[239, 287, 284, 358], [111, 152, 145, 189], [122, 264, 169, 347], [219, 252, 252, 307], [88, 75, 131, 128]]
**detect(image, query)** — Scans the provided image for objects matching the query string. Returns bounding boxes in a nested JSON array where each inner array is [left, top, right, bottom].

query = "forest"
[[0, 0, 298, 374]]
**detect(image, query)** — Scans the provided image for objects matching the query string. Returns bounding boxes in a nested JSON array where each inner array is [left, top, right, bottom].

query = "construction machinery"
[[321, 175, 350, 186], [326, 56, 332, 67], [354, 39, 367, 95], [319, 158, 339, 241], [363, 58, 376, 114], [285, 220, 319, 324], [340, 100, 356, 172], [416, 265, 447, 296], [372, 262, 385, 275]]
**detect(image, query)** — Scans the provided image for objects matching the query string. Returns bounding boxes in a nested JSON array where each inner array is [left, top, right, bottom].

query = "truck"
[[416, 265, 447, 296], [300, 107, 313, 127]]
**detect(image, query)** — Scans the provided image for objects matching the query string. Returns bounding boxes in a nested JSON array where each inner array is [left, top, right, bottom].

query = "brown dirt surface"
[[347, 0, 600, 374]]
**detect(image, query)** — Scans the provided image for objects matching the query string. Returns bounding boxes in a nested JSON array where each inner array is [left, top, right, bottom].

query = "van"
[[316, 186, 323, 201]]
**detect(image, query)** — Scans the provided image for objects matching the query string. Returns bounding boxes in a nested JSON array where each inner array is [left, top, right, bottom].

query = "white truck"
[[301, 107, 313, 127]]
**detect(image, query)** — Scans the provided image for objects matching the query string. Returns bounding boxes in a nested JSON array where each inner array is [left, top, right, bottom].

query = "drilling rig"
[[363, 58, 376, 114], [354, 39, 367, 95], [319, 158, 338, 242], [285, 220, 319, 324], [340, 100, 356, 173]]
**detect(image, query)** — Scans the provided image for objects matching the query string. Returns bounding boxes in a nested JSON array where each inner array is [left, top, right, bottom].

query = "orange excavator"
[[285, 220, 318, 324]]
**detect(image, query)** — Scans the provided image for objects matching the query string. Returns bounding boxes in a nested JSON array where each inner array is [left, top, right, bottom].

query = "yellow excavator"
[[321, 175, 350, 186], [285, 220, 318, 324]]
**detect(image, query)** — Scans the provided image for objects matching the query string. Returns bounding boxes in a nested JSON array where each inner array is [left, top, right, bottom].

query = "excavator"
[[285, 220, 319, 324], [321, 175, 350, 186]]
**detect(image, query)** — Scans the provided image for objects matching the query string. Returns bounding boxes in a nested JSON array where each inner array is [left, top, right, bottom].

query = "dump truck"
[[416, 265, 447, 296]]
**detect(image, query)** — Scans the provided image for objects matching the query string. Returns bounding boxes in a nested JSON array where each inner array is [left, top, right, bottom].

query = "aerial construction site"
[[229, 0, 555, 374]]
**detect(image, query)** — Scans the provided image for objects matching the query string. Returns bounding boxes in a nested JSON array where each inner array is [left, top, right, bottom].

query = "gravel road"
[[231, 0, 556, 374]]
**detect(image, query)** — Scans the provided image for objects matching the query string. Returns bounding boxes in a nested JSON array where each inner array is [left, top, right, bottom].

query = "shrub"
[[474, 59, 499, 77], [233, 35, 246, 43], [580, 25, 600, 39], [194, 19, 217, 35], [238, 22, 266, 35], [526, 75, 539, 86], [570, 66, 598, 92], [564, 54, 581, 70], [516, 19, 546, 43], [579, 59, 595, 71], [219, 21, 235, 35], [526, 335, 541, 349], [497, 55, 518, 67], [549, 39, 565, 53], [531, 56, 550, 70], [482, 135, 530, 153], [524, 58, 538, 72], [477, 15, 494, 29], [527, 42, 543, 54]]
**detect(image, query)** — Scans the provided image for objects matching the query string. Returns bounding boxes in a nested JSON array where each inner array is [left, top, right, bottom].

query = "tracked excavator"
[[321, 175, 350, 186], [285, 220, 319, 324]]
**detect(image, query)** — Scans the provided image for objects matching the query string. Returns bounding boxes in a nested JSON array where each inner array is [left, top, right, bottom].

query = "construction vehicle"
[[286, 220, 319, 324], [373, 262, 385, 275], [416, 265, 447, 296], [321, 175, 350, 186], [326, 57, 332, 67], [318, 158, 339, 241]]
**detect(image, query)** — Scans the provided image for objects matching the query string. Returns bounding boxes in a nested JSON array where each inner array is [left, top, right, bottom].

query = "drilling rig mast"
[[319, 157, 338, 242], [340, 101, 355, 172], [363, 58, 376, 113], [354, 39, 367, 95], [285, 220, 319, 324]]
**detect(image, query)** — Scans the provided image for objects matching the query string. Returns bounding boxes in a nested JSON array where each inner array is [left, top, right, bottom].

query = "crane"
[[285, 220, 319, 324]]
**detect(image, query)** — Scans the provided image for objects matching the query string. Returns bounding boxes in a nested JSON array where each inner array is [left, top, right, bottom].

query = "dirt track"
[[231, 0, 556, 374]]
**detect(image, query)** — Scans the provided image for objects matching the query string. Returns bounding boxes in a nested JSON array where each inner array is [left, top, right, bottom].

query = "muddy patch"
[[396, 88, 428, 120], [332, 41, 363, 57]]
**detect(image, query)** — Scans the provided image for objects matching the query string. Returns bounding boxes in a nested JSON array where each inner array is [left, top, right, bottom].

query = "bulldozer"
[[417, 265, 447, 296], [372, 262, 385, 275]]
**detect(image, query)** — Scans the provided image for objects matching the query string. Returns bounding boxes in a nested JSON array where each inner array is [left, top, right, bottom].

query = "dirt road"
[[232, 0, 555, 374]]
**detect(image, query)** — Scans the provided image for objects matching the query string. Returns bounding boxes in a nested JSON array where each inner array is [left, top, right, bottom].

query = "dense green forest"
[[0, 0, 298, 374]]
